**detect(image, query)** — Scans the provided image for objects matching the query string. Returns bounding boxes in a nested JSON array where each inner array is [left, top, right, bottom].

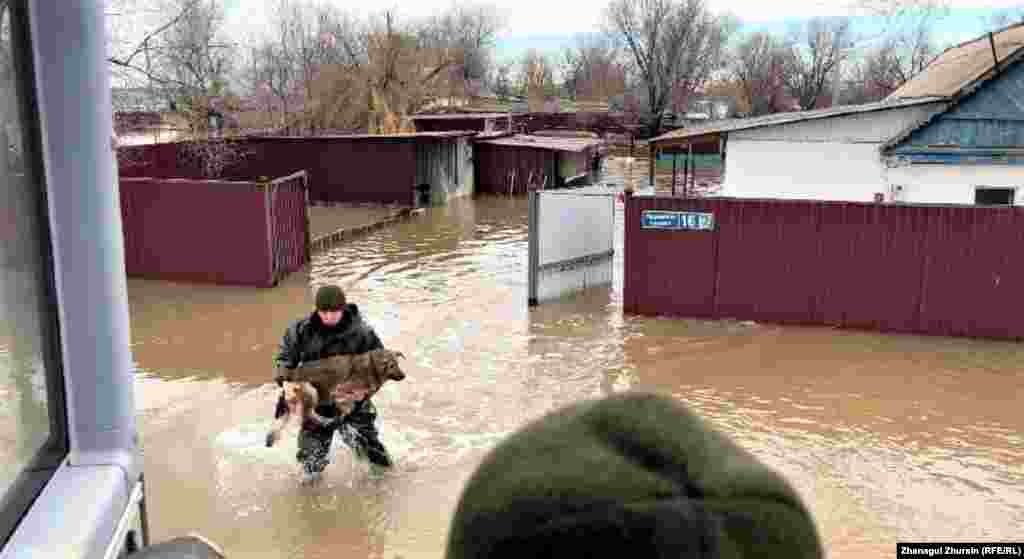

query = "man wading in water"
[[272, 284, 393, 481]]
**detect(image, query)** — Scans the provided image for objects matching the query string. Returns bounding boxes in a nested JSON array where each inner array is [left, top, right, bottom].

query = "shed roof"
[[887, 22, 1024, 100], [648, 96, 945, 145], [410, 113, 511, 120], [252, 131, 478, 140], [475, 134, 604, 153]]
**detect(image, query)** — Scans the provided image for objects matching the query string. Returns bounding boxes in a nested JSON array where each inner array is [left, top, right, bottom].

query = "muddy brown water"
[[126, 158, 1023, 558]]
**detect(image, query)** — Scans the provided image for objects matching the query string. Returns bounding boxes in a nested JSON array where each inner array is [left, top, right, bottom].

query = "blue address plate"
[[640, 210, 715, 231]]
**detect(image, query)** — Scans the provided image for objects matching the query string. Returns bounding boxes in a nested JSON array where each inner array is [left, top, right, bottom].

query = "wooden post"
[[263, 181, 275, 287], [989, 32, 1000, 74], [687, 143, 694, 198], [303, 172, 311, 265], [648, 145, 656, 189], [671, 152, 678, 196], [682, 144, 689, 198], [527, 190, 539, 306]]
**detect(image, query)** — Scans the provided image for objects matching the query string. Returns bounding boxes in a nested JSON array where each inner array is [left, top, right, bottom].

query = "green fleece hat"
[[445, 392, 823, 559], [314, 284, 346, 311]]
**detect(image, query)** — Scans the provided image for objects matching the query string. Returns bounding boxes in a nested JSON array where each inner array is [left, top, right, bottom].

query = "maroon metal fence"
[[474, 142, 558, 194], [624, 195, 1024, 341], [267, 171, 311, 285], [119, 172, 309, 287], [118, 137, 417, 204]]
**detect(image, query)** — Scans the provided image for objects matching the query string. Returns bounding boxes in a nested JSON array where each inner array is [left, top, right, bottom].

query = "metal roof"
[[648, 96, 946, 144], [251, 131, 479, 140], [888, 22, 1024, 100], [410, 113, 511, 120], [881, 52, 1024, 153], [475, 134, 604, 153]]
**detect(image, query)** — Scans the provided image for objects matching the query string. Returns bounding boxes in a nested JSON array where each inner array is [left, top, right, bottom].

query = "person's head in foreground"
[[445, 391, 823, 559]]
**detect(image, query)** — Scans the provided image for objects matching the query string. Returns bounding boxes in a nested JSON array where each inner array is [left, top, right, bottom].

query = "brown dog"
[[266, 349, 407, 448], [265, 380, 328, 448]]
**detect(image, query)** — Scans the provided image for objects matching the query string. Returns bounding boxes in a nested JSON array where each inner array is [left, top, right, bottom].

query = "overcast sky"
[[216, 0, 1024, 66]]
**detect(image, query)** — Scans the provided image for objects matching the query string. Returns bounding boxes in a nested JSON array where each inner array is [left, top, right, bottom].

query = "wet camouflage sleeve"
[[361, 326, 384, 353], [273, 322, 302, 385]]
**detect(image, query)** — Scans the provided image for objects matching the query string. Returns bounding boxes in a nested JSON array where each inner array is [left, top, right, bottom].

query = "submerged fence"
[[624, 195, 1024, 340], [528, 187, 616, 305], [119, 171, 309, 287]]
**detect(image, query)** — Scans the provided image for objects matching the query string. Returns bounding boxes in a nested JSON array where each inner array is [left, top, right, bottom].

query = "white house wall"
[[730, 103, 945, 143], [885, 164, 1024, 205], [722, 140, 886, 201]]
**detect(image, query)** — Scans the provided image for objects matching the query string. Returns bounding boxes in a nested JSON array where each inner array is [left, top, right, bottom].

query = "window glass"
[[975, 187, 1015, 206], [0, 0, 66, 531]]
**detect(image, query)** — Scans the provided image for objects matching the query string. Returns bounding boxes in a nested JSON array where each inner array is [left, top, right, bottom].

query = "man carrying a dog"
[[272, 284, 394, 478]]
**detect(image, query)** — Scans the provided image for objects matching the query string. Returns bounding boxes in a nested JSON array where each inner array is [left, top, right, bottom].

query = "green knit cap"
[[314, 285, 346, 311], [445, 392, 823, 559]]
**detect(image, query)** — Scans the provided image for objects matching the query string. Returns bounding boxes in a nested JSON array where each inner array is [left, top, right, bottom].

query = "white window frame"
[[1, 2, 145, 558]]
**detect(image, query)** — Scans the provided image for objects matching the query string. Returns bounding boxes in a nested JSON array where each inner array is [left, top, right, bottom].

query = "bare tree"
[[838, 0, 948, 102], [782, 17, 852, 110], [107, 0, 236, 110], [494, 62, 513, 101], [732, 32, 790, 116], [605, 0, 735, 136], [562, 34, 627, 103], [520, 49, 556, 111], [433, 3, 504, 94], [107, 0, 248, 176], [243, 3, 503, 135], [982, 6, 1024, 31], [251, 0, 366, 133]]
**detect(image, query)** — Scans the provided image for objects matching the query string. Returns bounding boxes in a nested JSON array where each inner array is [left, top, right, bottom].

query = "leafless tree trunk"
[[984, 7, 1024, 30], [108, 0, 235, 109], [494, 62, 513, 101], [783, 17, 852, 110], [562, 34, 627, 104], [243, 0, 368, 135], [838, 0, 948, 102], [431, 3, 504, 97], [243, 3, 502, 135], [605, 0, 734, 137], [732, 32, 789, 116], [521, 49, 556, 111]]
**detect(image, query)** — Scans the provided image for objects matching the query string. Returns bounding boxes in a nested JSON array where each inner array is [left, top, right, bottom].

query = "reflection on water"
[[127, 157, 1024, 558]]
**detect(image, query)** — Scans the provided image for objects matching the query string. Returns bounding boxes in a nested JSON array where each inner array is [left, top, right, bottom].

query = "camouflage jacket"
[[273, 303, 384, 385]]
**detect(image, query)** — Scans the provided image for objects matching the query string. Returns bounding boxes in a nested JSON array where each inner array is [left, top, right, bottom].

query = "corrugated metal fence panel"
[[714, 198, 821, 325], [474, 143, 505, 194], [818, 203, 930, 334], [474, 144, 559, 195], [118, 138, 417, 204], [624, 196, 718, 317], [624, 195, 1024, 340], [119, 178, 272, 286], [415, 140, 458, 202], [459, 137, 474, 196], [269, 172, 310, 282], [920, 206, 1024, 339], [240, 138, 415, 204]]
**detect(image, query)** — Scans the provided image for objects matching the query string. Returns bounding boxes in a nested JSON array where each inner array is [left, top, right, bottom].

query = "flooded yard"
[[127, 158, 1023, 558]]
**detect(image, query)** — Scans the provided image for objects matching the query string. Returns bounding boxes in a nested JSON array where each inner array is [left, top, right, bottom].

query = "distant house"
[[111, 87, 170, 113], [111, 87, 185, 145], [648, 23, 1024, 206]]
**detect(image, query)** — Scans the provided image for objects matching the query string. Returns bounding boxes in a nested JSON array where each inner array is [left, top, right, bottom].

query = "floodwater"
[[127, 156, 1023, 559]]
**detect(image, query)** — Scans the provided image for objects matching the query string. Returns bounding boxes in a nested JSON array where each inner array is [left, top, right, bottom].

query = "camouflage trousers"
[[275, 395, 392, 473]]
